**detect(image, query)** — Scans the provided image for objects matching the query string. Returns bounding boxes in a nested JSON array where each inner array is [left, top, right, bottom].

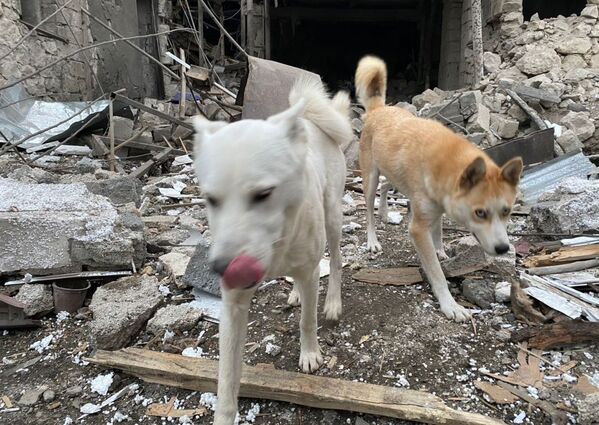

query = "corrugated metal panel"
[[520, 151, 596, 205]]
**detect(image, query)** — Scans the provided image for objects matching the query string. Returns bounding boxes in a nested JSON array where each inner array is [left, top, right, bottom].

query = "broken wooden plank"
[[495, 381, 568, 425], [527, 258, 599, 276], [473, 381, 517, 404], [129, 148, 173, 180], [146, 396, 207, 418], [111, 93, 193, 130], [87, 348, 506, 425], [524, 244, 599, 268], [97, 136, 186, 156], [352, 267, 423, 286], [511, 321, 599, 349]]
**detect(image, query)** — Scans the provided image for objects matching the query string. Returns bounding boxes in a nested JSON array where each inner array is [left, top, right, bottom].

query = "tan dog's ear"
[[501, 157, 523, 186], [460, 157, 486, 190]]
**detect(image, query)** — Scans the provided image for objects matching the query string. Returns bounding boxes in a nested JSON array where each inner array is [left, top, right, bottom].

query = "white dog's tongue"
[[222, 255, 265, 290]]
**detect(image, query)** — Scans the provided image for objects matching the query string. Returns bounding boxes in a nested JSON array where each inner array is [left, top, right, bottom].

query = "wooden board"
[[352, 267, 423, 286], [87, 348, 505, 425], [524, 244, 599, 268], [511, 321, 599, 350]]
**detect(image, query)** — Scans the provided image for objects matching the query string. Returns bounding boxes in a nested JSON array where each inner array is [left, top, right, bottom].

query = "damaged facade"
[[1, 1, 599, 424]]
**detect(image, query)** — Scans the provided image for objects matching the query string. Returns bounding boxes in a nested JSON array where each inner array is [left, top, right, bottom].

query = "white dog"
[[192, 78, 352, 425]]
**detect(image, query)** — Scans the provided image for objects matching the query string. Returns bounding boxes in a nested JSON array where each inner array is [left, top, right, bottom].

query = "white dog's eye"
[[206, 196, 219, 208], [252, 187, 274, 204]]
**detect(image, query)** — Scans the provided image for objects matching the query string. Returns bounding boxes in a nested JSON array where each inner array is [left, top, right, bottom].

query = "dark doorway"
[[523, 0, 586, 20]]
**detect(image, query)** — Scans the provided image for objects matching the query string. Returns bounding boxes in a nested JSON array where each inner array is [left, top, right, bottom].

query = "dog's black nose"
[[210, 257, 232, 276], [495, 244, 510, 255]]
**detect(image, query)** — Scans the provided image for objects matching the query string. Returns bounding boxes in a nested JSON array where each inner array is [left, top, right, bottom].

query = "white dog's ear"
[[191, 116, 228, 147], [267, 99, 306, 142]]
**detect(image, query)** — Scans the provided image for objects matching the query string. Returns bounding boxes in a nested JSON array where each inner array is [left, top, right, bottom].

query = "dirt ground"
[[1, 198, 597, 425]]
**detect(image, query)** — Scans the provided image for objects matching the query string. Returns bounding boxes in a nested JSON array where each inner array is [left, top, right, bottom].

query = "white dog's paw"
[[436, 249, 450, 261], [367, 239, 382, 253], [440, 301, 472, 322], [299, 348, 323, 373], [287, 289, 301, 306], [324, 297, 342, 322]]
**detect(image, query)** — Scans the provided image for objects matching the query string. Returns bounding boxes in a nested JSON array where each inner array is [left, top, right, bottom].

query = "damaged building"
[[1, 0, 599, 424]]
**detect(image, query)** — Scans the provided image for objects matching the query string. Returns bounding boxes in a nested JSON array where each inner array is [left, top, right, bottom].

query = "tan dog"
[[355, 56, 523, 322]]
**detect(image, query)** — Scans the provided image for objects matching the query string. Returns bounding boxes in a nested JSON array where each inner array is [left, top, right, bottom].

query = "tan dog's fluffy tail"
[[289, 77, 352, 146], [355, 55, 387, 112]]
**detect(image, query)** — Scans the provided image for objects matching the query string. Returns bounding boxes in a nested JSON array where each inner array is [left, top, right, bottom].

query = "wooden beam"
[[87, 348, 506, 425], [511, 321, 599, 350], [526, 258, 599, 276], [524, 244, 599, 268], [504, 89, 548, 131], [129, 148, 173, 180]]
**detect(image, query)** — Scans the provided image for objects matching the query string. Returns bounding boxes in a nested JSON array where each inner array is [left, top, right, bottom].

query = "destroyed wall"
[[0, 0, 95, 99]]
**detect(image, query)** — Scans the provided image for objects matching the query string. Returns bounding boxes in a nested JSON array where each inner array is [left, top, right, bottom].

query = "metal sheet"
[[484, 128, 554, 167], [519, 151, 596, 205], [242, 56, 321, 120]]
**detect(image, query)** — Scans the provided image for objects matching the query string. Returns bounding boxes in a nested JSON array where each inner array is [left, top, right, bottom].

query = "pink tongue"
[[222, 255, 265, 290]]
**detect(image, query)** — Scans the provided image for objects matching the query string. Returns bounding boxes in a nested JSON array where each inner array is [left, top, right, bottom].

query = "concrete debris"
[[159, 252, 191, 278], [89, 275, 163, 350], [0, 179, 145, 275], [530, 178, 599, 234], [18, 385, 49, 406], [182, 243, 221, 297], [442, 236, 516, 278], [462, 279, 496, 309], [146, 303, 203, 335], [577, 392, 599, 425], [15, 284, 54, 317], [515, 47, 561, 75], [560, 112, 596, 141]]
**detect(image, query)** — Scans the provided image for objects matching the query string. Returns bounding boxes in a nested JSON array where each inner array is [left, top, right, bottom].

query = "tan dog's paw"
[[287, 289, 301, 306], [436, 249, 450, 261], [323, 297, 342, 322], [440, 301, 471, 322], [299, 349, 323, 373]]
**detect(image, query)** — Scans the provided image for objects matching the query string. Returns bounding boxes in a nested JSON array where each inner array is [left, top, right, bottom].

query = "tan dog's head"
[[449, 156, 523, 256]]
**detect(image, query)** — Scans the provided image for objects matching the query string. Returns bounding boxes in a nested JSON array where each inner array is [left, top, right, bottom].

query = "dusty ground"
[[1, 197, 597, 425]]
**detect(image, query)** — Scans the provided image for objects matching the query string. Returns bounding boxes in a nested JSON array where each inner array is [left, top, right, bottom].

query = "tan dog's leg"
[[295, 268, 323, 372], [214, 288, 254, 425], [364, 167, 382, 253], [431, 217, 449, 260], [409, 207, 471, 322], [323, 192, 343, 321], [379, 181, 392, 224]]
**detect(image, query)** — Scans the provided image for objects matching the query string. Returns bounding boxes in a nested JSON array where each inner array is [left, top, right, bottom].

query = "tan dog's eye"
[[502, 207, 511, 217], [474, 209, 488, 219]]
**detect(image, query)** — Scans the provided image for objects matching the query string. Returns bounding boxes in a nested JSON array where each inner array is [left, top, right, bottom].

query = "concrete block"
[[0, 179, 145, 275]]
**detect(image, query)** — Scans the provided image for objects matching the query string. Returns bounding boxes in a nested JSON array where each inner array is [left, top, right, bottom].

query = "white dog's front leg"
[[214, 289, 254, 425], [296, 269, 324, 373]]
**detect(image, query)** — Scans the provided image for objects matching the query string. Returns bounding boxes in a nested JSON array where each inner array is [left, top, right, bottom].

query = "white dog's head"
[[193, 100, 307, 289]]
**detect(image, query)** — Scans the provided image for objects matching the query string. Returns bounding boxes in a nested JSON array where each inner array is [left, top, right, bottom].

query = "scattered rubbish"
[[146, 397, 207, 418]]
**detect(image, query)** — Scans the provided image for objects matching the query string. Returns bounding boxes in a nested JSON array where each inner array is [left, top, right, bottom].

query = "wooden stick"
[[524, 245, 599, 268], [87, 348, 506, 425], [114, 126, 149, 152], [179, 49, 187, 119], [178, 137, 189, 155], [109, 100, 115, 172], [495, 382, 567, 424], [504, 89, 547, 130]]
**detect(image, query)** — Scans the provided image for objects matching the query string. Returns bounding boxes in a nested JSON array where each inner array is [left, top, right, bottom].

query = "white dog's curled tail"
[[289, 77, 353, 146], [355, 55, 387, 112]]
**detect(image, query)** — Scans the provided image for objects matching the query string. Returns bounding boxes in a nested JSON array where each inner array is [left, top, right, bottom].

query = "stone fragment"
[[84, 177, 142, 207], [462, 279, 495, 309], [443, 236, 515, 278], [530, 177, 599, 234], [556, 37, 592, 55], [507, 104, 528, 123], [556, 129, 584, 153], [18, 386, 49, 406], [591, 54, 599, 69], [459, 90, 483, 119], [159, 252, 191, 278], [111, 116, 134, 141], [412, 89, 442, 109], [182, 242, 221, 296], [15, 284, 54, 317], [66, 386, 83, 397], [560, 111, 595, 141], [564, 68, 592, 82], [581, 5, 599, 19], [490, 114, 519, 139], [495, 281, 511, 303], [516, 48, 561, 75], [467, 104, 490, 133], [483, 52, 501, 74], [89, 275, 163, 350], [578, 392, 599, 425], [146, 303, 203, 334], [43, 390, 55, 402], [562, 55, 588, 71]]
